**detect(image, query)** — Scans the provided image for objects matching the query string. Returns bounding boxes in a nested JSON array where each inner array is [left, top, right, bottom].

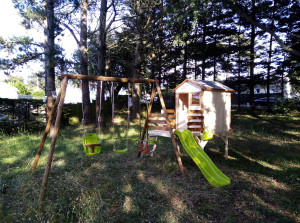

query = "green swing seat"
[[82, 133, 101, 156], [113, 148, 128, 153]]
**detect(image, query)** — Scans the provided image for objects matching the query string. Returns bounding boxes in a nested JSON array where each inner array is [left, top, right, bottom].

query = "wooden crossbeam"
[[61, 74, 157, 83]]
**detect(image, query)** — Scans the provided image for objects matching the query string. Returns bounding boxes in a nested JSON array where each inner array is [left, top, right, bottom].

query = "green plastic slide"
[[174, 129, 231, 187]]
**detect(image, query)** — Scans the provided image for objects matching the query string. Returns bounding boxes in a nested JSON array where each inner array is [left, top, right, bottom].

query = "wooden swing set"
[[33, 74, 184, 206]]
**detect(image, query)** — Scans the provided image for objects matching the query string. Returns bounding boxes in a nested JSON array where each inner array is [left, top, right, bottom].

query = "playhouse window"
[[191, 93, 200, 105]]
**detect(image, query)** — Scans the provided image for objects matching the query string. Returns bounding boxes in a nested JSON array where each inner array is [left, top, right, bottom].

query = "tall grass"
[[0, 111, 299, 222]]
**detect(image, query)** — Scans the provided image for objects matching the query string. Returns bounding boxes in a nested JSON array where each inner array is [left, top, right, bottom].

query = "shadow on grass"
[[1, 112, 299, 222]]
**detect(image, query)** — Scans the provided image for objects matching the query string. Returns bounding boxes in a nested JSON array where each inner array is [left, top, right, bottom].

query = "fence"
[[0, 98, 45, 134], [0, 94, 173, 133]]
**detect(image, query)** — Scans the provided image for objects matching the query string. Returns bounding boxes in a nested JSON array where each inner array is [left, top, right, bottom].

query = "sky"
[[0, 1, 28, 37], [0, 0, 77, 82], [0, 0, 30, 81]]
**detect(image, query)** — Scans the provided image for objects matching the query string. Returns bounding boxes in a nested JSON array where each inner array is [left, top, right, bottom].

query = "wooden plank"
[[61, 74, 157, 83], [187, 116, 204, 120], [149, 113, 175, 119], [188, 114, 203, 117], [38, 76, 69, 207], [188, 128, 204, 132], [187, 121, 203, 126], [188, 110, 204, 114], [149, 113, 165, 118], [148, 119, 167, 125], [166, 109, 175, 113], [168, 114, 176, 119], [162, 124, 176, 128], [31, 79, 66, 171], [187, 125, 203, 128], [148, 126, 170, 131]]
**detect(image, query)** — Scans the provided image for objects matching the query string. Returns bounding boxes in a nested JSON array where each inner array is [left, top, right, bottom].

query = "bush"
[[272, 98, 299, 114], [12, 80, 31, 95], [31, 90, 45, 99]]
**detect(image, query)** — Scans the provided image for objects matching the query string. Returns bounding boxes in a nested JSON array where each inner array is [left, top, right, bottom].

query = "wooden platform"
[[148, 130, 171, 138]]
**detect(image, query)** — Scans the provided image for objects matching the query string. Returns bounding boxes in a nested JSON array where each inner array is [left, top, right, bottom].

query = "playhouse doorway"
[[177, 93, 189, 131]]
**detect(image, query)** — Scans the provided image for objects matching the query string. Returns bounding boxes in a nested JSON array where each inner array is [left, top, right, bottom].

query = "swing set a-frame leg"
[[141, 81, 185, 175], [31, 79, 66, 171], [156, 82, 184, 175], [38, 76, 68, 208]]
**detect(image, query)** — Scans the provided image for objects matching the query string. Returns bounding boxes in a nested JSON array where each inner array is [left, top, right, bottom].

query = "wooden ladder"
[[187, 109, 204, 133]]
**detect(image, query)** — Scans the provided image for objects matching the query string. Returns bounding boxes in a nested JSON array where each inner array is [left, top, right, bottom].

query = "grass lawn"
[[0, 110, 299, 223]]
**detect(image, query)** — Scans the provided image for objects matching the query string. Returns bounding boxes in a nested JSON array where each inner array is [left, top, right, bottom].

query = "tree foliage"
[[0, 0, 299, 116]]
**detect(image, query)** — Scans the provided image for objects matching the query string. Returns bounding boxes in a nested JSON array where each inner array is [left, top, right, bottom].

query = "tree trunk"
[[157, 2, 163, 83], [201, 20, 207, 80], [266, 34, 273, 111], [281, 55, 286, 100], [249, 0, 256, 113], [132, 0, 142, 120], [80, 0, 92, 125], [44, 0, 56, 135], [183, 40, 188, 80], [238, 35, 242, 110], [195, 60, 198, 80], [213, 55, 217, 81], [201, 1, 208, 81], [97, 0, 107, 127], [226, 38, 231, 80], [266, 1, 275, 111]]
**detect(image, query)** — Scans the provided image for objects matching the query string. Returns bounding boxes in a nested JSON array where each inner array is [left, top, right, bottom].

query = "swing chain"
[[98, 81, 103, 142], [111, 82, 116, 150]]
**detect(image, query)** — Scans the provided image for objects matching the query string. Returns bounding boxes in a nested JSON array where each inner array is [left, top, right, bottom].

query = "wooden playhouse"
[[172, 79, 235, 158], [143, 78, 234, 159]]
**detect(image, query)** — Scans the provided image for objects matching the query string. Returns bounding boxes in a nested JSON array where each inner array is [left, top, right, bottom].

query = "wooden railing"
[[148, 109, 176, 131]]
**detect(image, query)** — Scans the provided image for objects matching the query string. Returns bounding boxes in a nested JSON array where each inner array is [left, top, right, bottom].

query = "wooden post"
[[156, 81, 185, 175], [175, 136, 181, 155], [38, 76, 68, 207], [220, 133, 229, 159], [32, 80, 65, 171], [224, 133, 229, 159], [141, 84, 156, 141]]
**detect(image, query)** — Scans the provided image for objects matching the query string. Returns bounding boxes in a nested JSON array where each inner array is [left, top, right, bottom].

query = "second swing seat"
[[113, 148, 128, 153]]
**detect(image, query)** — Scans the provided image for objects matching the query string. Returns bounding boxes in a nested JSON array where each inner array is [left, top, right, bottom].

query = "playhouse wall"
[[202, 91, 231, 134], [175, 82, 202, 131]]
